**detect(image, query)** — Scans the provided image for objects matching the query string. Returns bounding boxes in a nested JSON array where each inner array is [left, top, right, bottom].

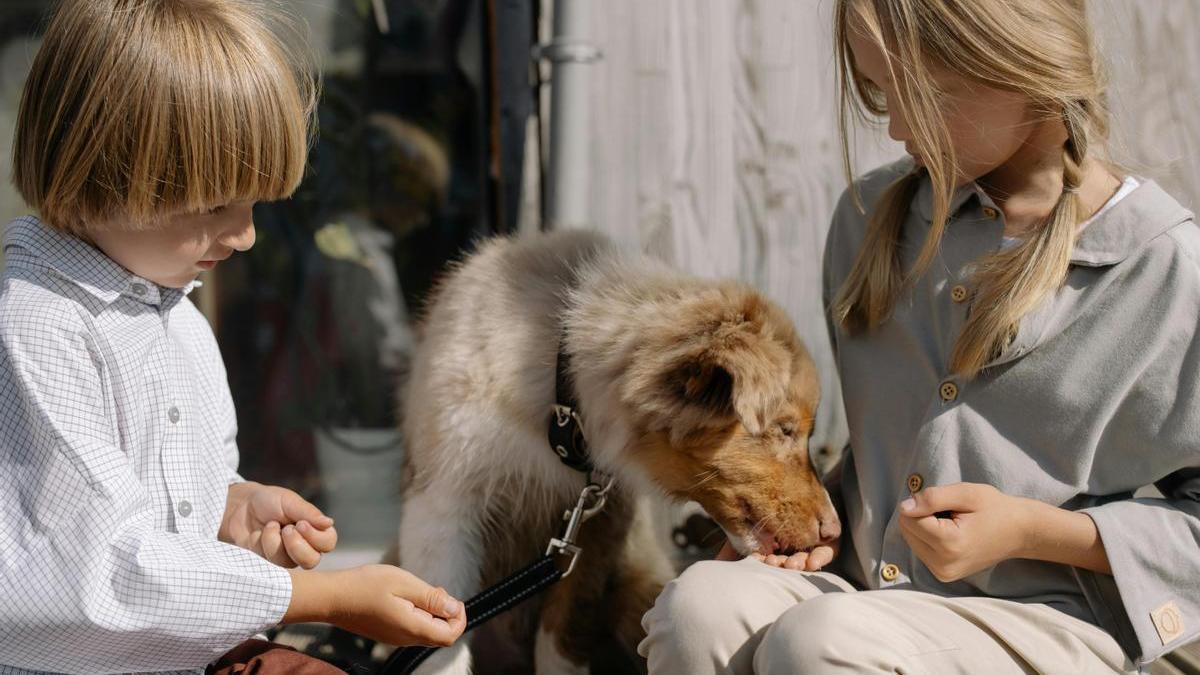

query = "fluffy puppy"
[[397, 230, 839, 674]]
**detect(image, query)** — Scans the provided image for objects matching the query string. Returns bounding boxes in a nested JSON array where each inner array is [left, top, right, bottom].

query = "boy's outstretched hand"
[[219, 481, 338, 569], [286, 565, 468, 648]]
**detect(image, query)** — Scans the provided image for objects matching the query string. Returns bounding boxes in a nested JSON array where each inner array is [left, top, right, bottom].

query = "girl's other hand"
[[896, 482, 1032, 582]]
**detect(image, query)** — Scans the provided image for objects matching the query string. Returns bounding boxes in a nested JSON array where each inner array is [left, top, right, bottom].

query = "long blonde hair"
[[833, 0, 1110, 377], [12, 0, 317, 235]]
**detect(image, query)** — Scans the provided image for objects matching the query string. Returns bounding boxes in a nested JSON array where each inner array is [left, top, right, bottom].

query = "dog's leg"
[[400, 484, 484, 675]]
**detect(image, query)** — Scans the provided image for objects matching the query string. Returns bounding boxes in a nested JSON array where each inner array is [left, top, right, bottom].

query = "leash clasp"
[[546, 476, 615, 577]]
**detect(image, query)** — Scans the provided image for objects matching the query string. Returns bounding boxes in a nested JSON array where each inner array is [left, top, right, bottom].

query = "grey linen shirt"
[[0, 216, 291, 674], [823, 159, 1200, 667]]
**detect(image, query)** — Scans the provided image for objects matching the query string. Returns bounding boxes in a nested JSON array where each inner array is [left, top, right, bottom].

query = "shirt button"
[[951, 285, 969, 303], [982, 206, 1000, 220], [168, 406, 181, 424], [907, 473, 924, 493], [177, 500, 192, 518], [131, 283, 147, 296], [939, 381, 959, 402], [881, 562, 901, 582]]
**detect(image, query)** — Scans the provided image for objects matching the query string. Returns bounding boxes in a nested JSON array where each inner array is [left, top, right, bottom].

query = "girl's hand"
[[716, 539, 839, 572], [897, 482, 1034, 582], [286, 565, 467, 647], [219, 481, 338, 569], [761, 544, 838, 571]]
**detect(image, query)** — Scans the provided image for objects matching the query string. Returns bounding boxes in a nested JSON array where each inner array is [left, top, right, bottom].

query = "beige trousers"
[[639, 557, 1138, 674]]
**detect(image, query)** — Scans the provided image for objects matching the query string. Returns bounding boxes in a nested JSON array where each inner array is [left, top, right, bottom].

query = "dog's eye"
[[779, 422, 797, 438]]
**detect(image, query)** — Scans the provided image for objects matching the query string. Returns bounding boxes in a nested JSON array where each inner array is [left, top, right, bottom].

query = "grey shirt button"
[[177, 500, 192, 518], [168, 406, 181, 424], [131, 283, 148, 296]]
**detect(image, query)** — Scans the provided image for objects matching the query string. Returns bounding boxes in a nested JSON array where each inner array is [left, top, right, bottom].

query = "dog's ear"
[[669, 361, 736, 417], [619, 290, 797, 440], [666, 336, 790, 436]]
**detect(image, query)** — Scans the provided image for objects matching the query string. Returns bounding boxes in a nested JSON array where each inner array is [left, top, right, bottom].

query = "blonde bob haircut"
[[833, 0, 1110, 378], [12, 0, 317, 235]]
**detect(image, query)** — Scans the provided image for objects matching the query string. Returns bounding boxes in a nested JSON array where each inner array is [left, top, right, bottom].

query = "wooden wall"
[[541, 0, 1200, 464]]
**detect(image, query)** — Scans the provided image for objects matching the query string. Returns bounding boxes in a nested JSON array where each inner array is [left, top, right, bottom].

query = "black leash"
[[378, 344, 611, 674]]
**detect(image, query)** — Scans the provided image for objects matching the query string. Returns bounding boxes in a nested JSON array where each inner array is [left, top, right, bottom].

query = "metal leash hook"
[[545, 474, 615, 577]]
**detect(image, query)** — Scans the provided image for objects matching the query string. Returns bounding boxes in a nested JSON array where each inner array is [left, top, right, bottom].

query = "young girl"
[[640, 0, 1199, 672], [0, 1, 464, 672]]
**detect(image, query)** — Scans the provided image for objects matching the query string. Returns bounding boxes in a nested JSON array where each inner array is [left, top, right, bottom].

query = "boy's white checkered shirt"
[[0, 216, 292, 674]]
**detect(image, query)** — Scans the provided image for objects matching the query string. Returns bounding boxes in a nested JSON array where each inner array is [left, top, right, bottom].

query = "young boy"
[[0, 1, 464, 672]]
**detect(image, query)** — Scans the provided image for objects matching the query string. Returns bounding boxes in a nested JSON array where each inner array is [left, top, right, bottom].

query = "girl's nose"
[[888, 112, 913, 144]]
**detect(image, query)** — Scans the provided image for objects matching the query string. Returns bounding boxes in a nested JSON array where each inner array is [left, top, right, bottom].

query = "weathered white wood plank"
[[1097, 0, 1200, 211]]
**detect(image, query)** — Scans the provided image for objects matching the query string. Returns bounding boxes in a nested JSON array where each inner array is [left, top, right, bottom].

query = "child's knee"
[[643, 560, 754, 638], [639, 560, 771, 670], [754, 593, 903, 673]]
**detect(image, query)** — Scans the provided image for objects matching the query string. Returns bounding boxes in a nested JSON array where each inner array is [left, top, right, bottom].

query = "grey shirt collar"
[[911, 169, 1194, 267]]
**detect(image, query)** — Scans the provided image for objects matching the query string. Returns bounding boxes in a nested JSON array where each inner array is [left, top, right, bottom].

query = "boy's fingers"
[[424, 586, 464, 619], [448, 609, 467, 633], [261, 521, 291, 567], [245, 528, 263, 553], [399, 576, 464, 620], [281, 524, 322, 569], [281, 492, 334, 529], [401, 602, 465, 647], [296, 520, 338, 552]]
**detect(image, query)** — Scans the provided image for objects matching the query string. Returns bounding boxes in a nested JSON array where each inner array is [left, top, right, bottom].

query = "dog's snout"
[[818, 515, 842, 544]]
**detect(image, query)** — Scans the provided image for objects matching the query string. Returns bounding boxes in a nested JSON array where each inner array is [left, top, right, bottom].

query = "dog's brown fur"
[[396, 230, 838, 674]]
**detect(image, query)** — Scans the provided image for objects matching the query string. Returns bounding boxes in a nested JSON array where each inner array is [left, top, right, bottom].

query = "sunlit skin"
[[87, 201, 257, 288], [749, 23, 1118, 579]]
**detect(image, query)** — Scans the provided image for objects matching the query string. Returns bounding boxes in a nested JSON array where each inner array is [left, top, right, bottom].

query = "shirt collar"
[[911, 171, 1194, 267], [3, 216, 201, 307]]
